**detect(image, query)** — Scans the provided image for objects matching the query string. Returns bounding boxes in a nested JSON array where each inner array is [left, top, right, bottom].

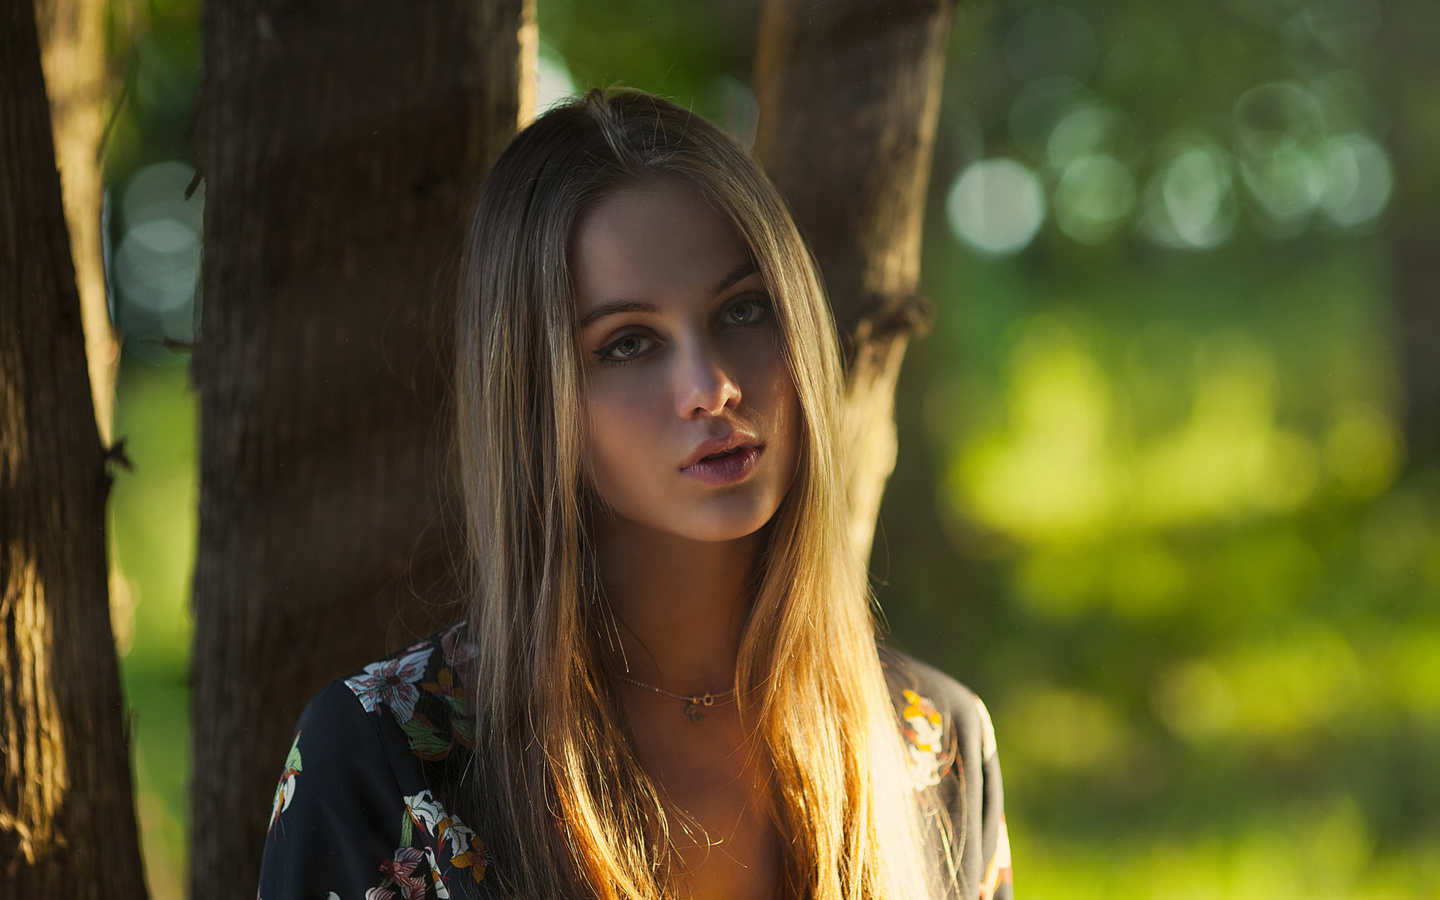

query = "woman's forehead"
[[571, 178, 756, 315]]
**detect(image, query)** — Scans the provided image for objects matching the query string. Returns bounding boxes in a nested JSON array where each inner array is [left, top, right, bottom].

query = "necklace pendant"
[[684, 700, 704, 722]]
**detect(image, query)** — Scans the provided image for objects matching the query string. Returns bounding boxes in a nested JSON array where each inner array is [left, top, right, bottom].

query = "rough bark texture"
[[1376, 0, 1440, 469], [753, 0, 956, 559], [191, 1, 532, 895], [33, 0, 117, 445], [0, 3, 148, 896]]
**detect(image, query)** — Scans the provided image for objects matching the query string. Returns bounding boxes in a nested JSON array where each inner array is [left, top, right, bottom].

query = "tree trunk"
[[190, 1, 533, 895], [753, 0, 956, 559], [33, 0, 117, 445], [1376, 0, 1440, 469], [0, 3, 148, 896]]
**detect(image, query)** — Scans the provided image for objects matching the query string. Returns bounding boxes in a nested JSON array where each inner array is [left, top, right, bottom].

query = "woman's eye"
[[722, 295, 771, 327], [596, 333, 654, 363]]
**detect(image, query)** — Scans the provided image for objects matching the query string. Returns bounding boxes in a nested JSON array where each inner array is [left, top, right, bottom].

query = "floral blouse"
[[258, 622, 1013, 900]]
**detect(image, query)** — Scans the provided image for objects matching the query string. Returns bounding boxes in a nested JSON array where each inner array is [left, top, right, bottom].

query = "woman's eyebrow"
[[578, 299, 660, 331], [712, 260, 758, 296], [579, 261, 757, 330]]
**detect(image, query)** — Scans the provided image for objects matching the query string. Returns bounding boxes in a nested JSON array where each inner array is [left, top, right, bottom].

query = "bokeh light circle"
[[1054, 154, 1136, 245], [1240, 140, 1326, 223], [1046, 104, 1128, 173], [535, 45, 578, 116], [111, 161, 205, 355], [1319, 133, 1392, 228], [947, 158, 1047, 256], [1141, 141, 1237, 250], [114, 220, 199, 313]]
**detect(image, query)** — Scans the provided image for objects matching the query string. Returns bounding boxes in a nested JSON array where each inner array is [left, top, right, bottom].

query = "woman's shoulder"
[[334, 620, 478, 758], [878, 645, 999, 775], [284, 620, 477, 771], [878, 645, 1014, 900], [261, 620, 494, 899]]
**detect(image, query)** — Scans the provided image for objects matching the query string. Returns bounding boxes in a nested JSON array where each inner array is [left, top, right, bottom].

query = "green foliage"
[[880, 239, 1440, 893], [111, 360, 196, 900], [872, 1, 1440, 892], [538, 0, 758, 126]]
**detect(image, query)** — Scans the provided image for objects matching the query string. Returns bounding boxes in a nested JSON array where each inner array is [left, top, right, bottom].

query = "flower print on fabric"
[[423, 666, 466, 703], [422, 847, 451, 899], [404, 790, 488, 885], [377, 847, 429, 900], [975, 694, 998, 762], [439, 621, 478, 695], [345, 646, 433, 724], [268, 732, 303, 836], [900, 688, 951, 787], [414, 626, 476, 762], [981, 814, 1014, 900], [975, 694, 1012, 899]]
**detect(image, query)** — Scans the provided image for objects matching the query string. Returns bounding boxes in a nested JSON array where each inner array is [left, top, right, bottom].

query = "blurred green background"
[[101, 0, 1440, 897]]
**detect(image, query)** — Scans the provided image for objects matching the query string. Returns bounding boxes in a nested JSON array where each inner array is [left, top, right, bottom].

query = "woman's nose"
[[675, 340, 741, 418]]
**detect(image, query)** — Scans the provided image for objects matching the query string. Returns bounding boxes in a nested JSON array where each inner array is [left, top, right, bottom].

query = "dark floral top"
[[258, 622, 1013, 900]]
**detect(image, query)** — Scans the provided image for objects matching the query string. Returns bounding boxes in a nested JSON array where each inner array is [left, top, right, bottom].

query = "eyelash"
[[593, 294, 773, 366], [721, 294, 772, 327], [594, 333, 657, 365]]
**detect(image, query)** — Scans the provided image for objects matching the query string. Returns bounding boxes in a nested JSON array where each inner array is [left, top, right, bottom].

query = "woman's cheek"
[[585, 374, 664, 468]]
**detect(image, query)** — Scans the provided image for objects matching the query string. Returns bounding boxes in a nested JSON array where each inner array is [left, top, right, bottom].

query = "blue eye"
[[596, 333, 655, 364], [722, 295, 771, 327]]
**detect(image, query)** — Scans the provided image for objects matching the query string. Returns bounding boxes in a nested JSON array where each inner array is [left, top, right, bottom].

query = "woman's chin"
[[601, 500, 781, 546]]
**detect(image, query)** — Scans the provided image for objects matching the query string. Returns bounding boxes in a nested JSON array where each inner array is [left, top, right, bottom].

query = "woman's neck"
[[595, 513, 760, 693]]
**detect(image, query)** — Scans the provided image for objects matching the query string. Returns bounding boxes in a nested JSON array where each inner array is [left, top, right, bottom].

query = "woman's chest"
[[657, 758, 782, 900], [629, 707, 782, 900]]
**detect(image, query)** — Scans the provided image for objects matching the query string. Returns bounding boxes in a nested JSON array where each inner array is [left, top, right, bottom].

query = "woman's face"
[[573, 177, 802, 544]]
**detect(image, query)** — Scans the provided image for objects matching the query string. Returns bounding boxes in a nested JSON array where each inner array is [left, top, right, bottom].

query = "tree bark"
[[33, 0, 117, 445], [191, 1, 533, 895], [0, 3, 148, 896], [753, 0, 956, 559]]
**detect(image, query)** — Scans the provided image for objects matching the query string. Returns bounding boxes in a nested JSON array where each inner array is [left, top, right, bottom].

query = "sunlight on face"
[[572, 177, 801, 545]]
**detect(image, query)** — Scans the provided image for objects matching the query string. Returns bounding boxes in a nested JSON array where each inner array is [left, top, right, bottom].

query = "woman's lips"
[[681, 445, 763, 486]]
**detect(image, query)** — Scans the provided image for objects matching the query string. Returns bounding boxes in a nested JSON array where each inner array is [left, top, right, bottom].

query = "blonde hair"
[[454, 89, 950, 899]]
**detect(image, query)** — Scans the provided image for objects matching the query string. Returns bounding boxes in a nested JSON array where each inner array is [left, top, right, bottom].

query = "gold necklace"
[[615, 674, 737, 722]]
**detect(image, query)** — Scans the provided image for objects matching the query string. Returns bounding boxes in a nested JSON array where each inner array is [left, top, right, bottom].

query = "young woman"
[[259, 89, 1012, 900]]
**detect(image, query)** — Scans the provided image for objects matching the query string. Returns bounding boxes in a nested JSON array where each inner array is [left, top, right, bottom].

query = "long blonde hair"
[[454, 89, 949, 899]]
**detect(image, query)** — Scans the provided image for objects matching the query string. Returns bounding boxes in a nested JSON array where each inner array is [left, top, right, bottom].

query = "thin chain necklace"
[[615, 674, 736, 722]]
